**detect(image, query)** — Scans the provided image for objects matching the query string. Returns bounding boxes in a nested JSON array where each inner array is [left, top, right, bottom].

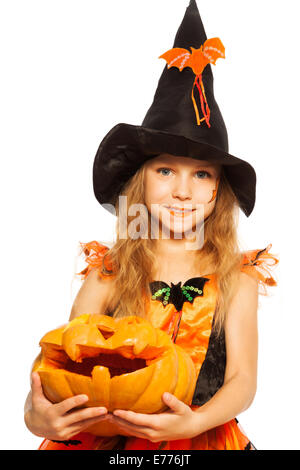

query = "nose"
[[171, 174, 192, 201]]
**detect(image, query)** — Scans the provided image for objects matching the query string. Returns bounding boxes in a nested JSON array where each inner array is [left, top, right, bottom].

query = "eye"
[[157, 167, 172, 176], [156, 168, 212, 178], [195, 170, 211, 179]]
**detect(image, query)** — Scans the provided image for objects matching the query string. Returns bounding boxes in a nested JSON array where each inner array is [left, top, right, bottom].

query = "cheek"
[[144, 175, 169, 206], [192, 200, 216, 224], [201, 200, 217, 219]]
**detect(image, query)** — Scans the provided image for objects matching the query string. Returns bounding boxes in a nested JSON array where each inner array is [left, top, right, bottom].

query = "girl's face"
[[144, 153, 222, 237]]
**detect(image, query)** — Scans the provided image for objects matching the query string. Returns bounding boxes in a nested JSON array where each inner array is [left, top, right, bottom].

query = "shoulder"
[[70, 240, 117, 321], [228, 271, 259, 319], [238, 270, 259, 291], [70, 269, 116, 321]]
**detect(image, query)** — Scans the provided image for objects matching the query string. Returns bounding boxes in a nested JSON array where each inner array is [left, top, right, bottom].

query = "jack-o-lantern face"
[[33, 314, 196, 437]]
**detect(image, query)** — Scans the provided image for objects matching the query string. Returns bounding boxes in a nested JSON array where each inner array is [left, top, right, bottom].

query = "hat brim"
[[93, 123, 256, 217]]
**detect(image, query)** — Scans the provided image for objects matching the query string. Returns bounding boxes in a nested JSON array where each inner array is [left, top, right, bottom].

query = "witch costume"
[[38, 0, 279, 450]]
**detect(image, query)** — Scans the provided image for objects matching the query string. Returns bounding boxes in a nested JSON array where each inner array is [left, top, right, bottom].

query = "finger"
[[53, 394, 89, 415], [31, 371, 41, 391], [63, 406, 107, 427], [31, 372, 49, 404], [65, 414, 114, 437], [162, 393, 188, 414], [112, 409, 159, 429], [111, 414, 155, 434], [109, 417, 154, 440]]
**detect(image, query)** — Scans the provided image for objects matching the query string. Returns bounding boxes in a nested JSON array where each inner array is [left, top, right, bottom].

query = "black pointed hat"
[[93, 0, 256, 217]]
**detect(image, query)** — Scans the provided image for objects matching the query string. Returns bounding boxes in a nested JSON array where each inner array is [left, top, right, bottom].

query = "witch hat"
[[93, 0, 256, 217]]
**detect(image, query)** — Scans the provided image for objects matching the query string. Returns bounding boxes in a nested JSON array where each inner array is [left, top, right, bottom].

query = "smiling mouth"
[[164, 206, 196, 217]]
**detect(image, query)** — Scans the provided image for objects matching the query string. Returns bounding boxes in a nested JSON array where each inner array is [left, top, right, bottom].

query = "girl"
[[25, 153, 278, 450], [24, 1, 279, 451]]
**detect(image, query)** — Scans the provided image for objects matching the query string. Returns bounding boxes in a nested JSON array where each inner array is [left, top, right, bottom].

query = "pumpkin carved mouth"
[[33, 314, 197, 437], [57, 353, 147, 378]]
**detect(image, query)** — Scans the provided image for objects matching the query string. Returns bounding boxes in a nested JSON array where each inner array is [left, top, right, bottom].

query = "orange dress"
[[38, 242, 279, 451]]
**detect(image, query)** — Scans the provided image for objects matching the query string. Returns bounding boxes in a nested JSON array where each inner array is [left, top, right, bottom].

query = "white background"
[[0, 0, 298, 450]]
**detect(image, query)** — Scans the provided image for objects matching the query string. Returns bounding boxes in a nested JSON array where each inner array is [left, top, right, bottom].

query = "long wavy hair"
[[101, 162, 245, 337]]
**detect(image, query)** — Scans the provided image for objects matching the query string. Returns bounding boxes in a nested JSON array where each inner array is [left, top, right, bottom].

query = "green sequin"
[[152, 281, 203, 305]]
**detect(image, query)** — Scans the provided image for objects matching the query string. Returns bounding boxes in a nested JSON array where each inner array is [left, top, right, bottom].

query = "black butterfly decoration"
[[149, 276, 210, 312]]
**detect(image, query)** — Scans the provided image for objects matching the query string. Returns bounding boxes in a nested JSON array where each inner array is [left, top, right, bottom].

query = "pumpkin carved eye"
[[97, 327, 114, 340], [33, 314, 196, 437]]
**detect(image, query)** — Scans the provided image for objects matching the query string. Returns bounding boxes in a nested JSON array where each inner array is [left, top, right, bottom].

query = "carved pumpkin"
[[33, 314, 196, 436]]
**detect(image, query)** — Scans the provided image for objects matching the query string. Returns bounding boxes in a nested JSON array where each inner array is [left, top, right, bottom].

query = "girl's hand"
[[110, 392, 201, 442], [24, 372, 109, 441]]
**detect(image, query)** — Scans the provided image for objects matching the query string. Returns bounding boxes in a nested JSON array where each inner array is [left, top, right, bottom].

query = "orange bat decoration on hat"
[[159, 37, 225, 127]]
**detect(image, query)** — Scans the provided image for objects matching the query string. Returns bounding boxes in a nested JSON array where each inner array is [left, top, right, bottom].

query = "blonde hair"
[[102, 163, 244, 337]]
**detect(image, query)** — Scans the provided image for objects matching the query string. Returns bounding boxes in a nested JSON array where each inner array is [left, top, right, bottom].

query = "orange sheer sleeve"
[[240, 243, 279, 296], [76, 240, 116, 281]]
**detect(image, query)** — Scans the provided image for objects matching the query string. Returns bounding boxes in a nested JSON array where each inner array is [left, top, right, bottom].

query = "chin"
[[161, 220, 202, 237]]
